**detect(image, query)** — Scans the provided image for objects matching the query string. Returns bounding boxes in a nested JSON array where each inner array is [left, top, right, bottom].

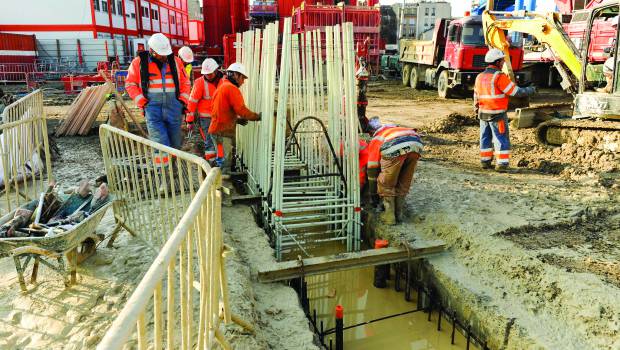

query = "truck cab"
[[433, 16, 527, 97]]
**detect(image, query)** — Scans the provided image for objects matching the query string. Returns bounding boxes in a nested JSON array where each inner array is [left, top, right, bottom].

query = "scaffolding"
[[235, 18, 361, 260]]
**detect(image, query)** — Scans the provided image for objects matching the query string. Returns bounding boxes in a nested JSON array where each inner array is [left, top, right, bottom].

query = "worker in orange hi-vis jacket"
[[178, 46, 195, 85], [125, 33, 191, 151], [186, 58, 223, 163], [366, 117, 424, 225], [474, 48, 535, 173], [210, 62, 260, 173]]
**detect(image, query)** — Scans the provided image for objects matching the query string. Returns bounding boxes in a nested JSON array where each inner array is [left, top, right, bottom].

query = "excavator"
[[482, 3, 620, 152]]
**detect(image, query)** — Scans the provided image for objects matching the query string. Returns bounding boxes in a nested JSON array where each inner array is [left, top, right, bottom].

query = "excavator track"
[[536, 118, 620, 152]]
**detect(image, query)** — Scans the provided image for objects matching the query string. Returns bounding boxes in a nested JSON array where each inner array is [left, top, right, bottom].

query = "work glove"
[[185, 112, 195, 124], [136, 97, 148, 109], [237, 118, 249, 126], [255, 112, 262, 121], [528, 85, 537, 94]]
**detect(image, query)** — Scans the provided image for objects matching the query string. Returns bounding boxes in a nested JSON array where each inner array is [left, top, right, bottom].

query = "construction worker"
[[210, 62, 260, 171], [366, 117, 424, 225], [125, 33, 191, 150], [178, 46, 195, 85], [186, 58, 223, 162], [474, 48, 535, 172]]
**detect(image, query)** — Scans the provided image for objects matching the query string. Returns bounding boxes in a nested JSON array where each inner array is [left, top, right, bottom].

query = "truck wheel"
[[437, 70, 453, 99], [402, 64, 411, 86], [409, 67, 420, 89]]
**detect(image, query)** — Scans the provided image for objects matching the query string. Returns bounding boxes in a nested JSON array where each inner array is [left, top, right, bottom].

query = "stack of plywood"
[[55, 82, 113, 136]]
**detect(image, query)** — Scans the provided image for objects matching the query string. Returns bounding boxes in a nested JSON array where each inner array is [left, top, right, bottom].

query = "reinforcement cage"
[[0, 90, 52, 217], [97, 125, 250, 349]]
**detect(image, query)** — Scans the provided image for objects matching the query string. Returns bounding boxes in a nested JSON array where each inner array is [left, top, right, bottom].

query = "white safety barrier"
[[235, 20, 361, 260], [98, 125, 252, 349], [0, 90, 52, 216]]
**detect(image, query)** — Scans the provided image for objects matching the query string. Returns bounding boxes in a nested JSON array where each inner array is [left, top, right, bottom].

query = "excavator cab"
[[574, 3, 620, 120]]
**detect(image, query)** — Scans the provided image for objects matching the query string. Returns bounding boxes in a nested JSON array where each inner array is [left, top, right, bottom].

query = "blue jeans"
[[144, 92, 183, 149], [480, 114, 511, 165], [198, 118, 216, 160]]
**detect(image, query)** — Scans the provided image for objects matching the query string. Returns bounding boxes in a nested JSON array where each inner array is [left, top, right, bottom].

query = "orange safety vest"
[[210, 78, 258, 137], [474, 66, 517, 114], [359, 140, 369, 187], [366, 126, 420, 169], [187, 76, 221, 120], [125, 54, 190, 108]]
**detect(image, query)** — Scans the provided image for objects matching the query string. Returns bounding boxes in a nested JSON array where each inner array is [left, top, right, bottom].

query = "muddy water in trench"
[[306, 266, 478, 350]]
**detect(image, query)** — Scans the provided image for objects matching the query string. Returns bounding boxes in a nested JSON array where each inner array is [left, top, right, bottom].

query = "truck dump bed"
[[399, 18, 449, 66]]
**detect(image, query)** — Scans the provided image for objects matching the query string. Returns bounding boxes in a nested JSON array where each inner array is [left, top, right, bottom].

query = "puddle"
[[307, 266, 479, 349]]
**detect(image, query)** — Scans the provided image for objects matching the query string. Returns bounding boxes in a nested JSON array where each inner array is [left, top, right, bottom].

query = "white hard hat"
[[178, 46, 194, 63], [611, 15, 619, 28], [148, 33, 172, 56], [227, 62, 248, 78], [201, 58, 219, 74], [484, 48, 505, 63]]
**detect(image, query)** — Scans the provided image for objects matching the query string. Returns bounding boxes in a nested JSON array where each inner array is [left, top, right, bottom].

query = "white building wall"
[[0, 0, 92, 25]]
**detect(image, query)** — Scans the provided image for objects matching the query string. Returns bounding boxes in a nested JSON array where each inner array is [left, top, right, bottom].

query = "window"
[[110, 0, 116, 14], [94, 0, 100, 11], [461, 23, 486, 46], [170, 15, 176, 24], [131, 13, 136, 19], [141, 6, 149, 18], [432, 8, 435, 16], [151, 9, 159, 20], [447, 24, 460, 42], [425, 8, 429, 16], [102, 0, 108, 13], [118, 1, 123, 15]]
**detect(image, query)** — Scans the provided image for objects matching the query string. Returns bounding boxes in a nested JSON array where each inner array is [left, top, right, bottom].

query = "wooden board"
[[258, 239, 445, 283]]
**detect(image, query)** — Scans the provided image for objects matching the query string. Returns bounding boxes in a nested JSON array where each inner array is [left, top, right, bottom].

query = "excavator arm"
[[482, 10, 583, 94]]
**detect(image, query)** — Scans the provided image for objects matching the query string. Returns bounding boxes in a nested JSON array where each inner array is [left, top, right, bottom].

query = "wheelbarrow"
[[0, 201, 113, 292]]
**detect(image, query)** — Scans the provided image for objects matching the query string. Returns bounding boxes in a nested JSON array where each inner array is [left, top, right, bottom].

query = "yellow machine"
[[482, 7, 620, 149]]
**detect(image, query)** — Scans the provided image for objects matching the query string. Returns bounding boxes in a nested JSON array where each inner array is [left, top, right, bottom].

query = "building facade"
[[0, 0, 190, 50], [393, 1, 451, 41]]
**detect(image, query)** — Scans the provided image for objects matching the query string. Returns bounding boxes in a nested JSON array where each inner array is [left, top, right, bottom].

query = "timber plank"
[[258, 239, 446, 283]]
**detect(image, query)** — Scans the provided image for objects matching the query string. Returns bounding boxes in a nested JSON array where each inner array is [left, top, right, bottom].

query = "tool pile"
[[55, 82, 113, 136], [0, 177, 111, 238], [236, 19, 361, 260]]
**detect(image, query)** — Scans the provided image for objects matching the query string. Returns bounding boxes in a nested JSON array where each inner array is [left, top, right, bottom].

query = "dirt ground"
[[0, 81, 618, 349], [368, 80, 620, 349]]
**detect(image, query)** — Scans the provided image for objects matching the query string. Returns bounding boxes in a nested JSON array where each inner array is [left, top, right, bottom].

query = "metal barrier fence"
[[98, 125, 252, 349], [0, 90, 52, 216], [235, 20, 361, 260]]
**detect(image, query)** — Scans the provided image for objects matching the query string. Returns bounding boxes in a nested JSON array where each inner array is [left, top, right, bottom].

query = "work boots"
[[379, 197, 396, 225], [481, 161, 492, 170], [495, 164, 509, 173], [395, 196, 407, 222]]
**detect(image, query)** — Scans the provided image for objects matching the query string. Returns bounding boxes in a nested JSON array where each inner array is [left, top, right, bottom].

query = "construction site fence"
[[97, 125, 241, 349], [0, 89, 52, 217]]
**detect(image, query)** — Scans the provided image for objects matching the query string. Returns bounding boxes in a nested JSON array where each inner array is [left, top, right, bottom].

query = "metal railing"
[[98, 125, 252, 349], [0, 90, 52, 217]]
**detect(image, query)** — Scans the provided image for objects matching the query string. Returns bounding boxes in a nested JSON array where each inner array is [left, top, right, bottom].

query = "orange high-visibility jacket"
[[367, 126, 421, 169], [186, 76, 222, 121], [209, 78, 258, 136], [473, 66, 518, 114], [125, 54, 190, 108]]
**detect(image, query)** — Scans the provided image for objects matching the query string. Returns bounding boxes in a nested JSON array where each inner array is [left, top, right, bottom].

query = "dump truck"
[[399, 15, 529, 98]]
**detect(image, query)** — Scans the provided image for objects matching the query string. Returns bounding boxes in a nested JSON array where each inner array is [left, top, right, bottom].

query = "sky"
[[378, 0, 558, 17]]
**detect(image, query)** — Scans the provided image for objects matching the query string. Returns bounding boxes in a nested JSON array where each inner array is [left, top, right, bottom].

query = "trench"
[[271, 238, 488, 350]]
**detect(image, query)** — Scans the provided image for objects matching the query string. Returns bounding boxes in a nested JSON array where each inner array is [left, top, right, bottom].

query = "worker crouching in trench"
[[364, 117, 424, 225]]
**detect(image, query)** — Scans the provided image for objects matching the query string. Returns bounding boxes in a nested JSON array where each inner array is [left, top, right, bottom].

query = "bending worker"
[[126, 33, 190, 150], [366, 117, 424, 225], [210, 63, 260, 171], [186, 58, 223, 162], [474, 48, 535, 172], [178, 46, 195, 85]]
